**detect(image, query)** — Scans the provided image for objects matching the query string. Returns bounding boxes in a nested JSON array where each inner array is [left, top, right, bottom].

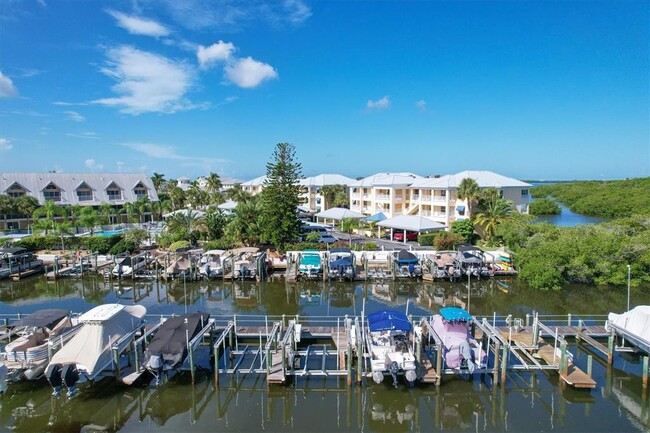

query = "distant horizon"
[[1, 1, 648, 180]]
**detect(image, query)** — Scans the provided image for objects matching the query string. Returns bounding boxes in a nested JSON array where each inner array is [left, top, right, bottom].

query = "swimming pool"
[[94, 229, 126, 237]]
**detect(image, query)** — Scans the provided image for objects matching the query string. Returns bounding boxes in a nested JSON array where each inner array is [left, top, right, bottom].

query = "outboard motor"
[[62, 364, 79, 397], [46, 364, 63, 397], [458, 341, 476, 374], [390, 361, 400, 388], [0, 364, 8, 394]]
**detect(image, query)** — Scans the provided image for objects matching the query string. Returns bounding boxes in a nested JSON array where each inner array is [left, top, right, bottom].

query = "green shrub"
[[434, 232, 464, 250], [361, 242, 378, 251], [82, 235, 123, 254], [15, 235, 60, 251], [109, 239, 138, 255], [169, 240, 191, 252], [450, 220, 475, 243], [203, 239, 235, 251], [529, 197, 561, 215], [283, 242, 327, 252], [418, 232, 438, 246]]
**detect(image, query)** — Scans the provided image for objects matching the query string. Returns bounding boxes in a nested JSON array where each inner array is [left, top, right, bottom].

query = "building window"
[[6, 186, 26, 198], [77, 189, 93, 201], [107, 188, 122, 201], [499, 190, 504, 198], [521, 189, 529, 197], [440, 190, 446, 197], [43, 184, 61, 201], [134, 186, 148, 199]]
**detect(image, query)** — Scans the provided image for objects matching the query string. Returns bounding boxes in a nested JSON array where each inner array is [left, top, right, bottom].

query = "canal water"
[[1, 276, 648, 433]]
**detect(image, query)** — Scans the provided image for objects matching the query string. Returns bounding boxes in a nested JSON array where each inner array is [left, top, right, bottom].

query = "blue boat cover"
[[394, 249, 419, 264], [439, 307, 473, 322], [367, 310, 412, 332]]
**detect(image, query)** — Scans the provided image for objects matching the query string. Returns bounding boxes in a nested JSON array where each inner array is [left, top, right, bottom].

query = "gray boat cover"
[[14, 309, 69, 329], [608, 305, 650, 346], [145, 312, 210, 370]]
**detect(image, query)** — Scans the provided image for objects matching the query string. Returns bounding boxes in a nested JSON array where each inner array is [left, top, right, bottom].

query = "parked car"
[[392, 231, 419, 242]]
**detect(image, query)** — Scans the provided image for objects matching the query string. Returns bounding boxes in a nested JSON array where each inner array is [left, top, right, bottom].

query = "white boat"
[[607, 305, 650, 354], [1, 309, 81, 381], [365, 310, 418, 387], [0, 247, 43, 279], [429, 307, 486, 373], [112, 255, 148, 278], [199, 250, 226, 278], [45, 303, 146, 398], [329, 248, 355, 281], [232, 247, 260, 279], [298, 249, 322, 278]]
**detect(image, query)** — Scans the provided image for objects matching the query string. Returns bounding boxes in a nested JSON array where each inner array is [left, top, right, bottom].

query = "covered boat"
[[112, 255, 148, 278], [299, 250, 322, 278], [199, 250, 226, 279], [45, 303, 146, 398], [0, 247, 43, 279], [329, 248, 355, 281], [143, 312, 211, 384], [393, 250, 421, 278], [607, 305, 650, 354], [457, 245, 492, 279], [366, 310, 417, 387], [2, 309, 81, 381], [429, 307, 486, 373], [232, 247, 260, 279]]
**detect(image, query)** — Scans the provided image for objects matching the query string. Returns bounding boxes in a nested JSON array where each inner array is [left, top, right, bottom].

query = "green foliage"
[[225, 199, 264, 246], [165, 210, 207, 245], [320, 184, 347, 209], [169, 240, 191, 252], [418, 232, 438, 246], [434, 232, 464, 250], [353, 242, 378, 251], [305, 231, 321, 242], [82, 235, 123, 254], [516, 217, 650, 290], [204, 207, 229, 241], [450, 220, 475, 243], [283, 242, 328, 252], [124, 228, 148, 247], [531, 178, 650, 218], [473, 197, 515, 244], [259, 143, 303, 249], [457, 177, 481, 215], [109, 239, 138, 255], [493, 213, 538, 251], [529, 197, 561, 215], [203, 239, 235, 251], [15, 235, 60, 251]]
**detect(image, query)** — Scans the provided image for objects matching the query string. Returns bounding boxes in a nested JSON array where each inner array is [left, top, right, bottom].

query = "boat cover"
[[394, 250, 418, 265], [300, 251, 321, 267], [14, 309, 69, 329], [608, 305, 650, 345], [146, 312, 210, 370], [440, 307, 473, 322], [368, 310, 412, 332], [331, 255, 353, 268], [47, 304, 146, 377], [330, 248, 352, 255]]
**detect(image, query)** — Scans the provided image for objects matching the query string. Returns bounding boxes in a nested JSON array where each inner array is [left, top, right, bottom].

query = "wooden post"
[[500, 343, 508, 384], [532, 315, 539, 346], [134, 339, 140, 372], [587, 355, 593, 378], [112, 346, 120, 378], [567, 313, 572, 326], [607, 326, 615, 365], [346, 343, 352, 386], [493, 342, 500, 386], [436, 343, 443, 387], [525, 314, 530, 327], [560, 340, 568, 376], [643, 355, 648, 390], [214, 343, 220, 387]]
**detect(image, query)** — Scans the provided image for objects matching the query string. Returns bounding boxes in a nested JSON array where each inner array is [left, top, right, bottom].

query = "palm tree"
[[99, 203, 115, 226], [32, 200, 66, 235], [14, 195, 39, 233], [205, 172, 224, 205], [165, 210, 208, 245], [473, 197, 515, 243], [0, 194, 15, 230], [204, 206, 228, 240], [78, 207, 100, 235], [340, 217, 361, 246], [134, 196, 152, 223], [225, 200, 263, 246], [320, 184, 346, 209], [168, 186, 186, 211], [151, 172, 166, 192], [224, 184, 252, 203], [457, 177, 481, 217], [187, 184, 209, 209]]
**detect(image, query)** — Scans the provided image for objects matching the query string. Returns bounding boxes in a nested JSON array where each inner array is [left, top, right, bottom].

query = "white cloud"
[[64, 110, 86, 122], [367, 96, 390, 111], [53, 101, 88, 106], [85, 159, 104, 170], [197, 41, 236, 69], [121, 141, 229, 165], [0, 138, 12, 151], [416, 100, 427, 112], [66, 132, 99, 139], [94, 45, 195, 115], [0, 71, 18, 98], [107, 10, 170, 37], [283, 0, 312, 24], [224, 57, 278, 88]]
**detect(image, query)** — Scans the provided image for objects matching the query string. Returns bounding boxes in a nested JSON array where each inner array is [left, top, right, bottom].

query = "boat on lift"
[[393, 249, 421, 278], [365, 310, 418, 387], [45, 303, 146, 398], [429, 307, 486, 373], [328, 248, 355, 281]]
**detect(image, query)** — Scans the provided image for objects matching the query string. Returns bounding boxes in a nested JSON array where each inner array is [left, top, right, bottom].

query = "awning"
[[367, 310, 412, 332], [377, 215, 446, 233], [315, 207, 365, 221], [365, 212, 388, 223], [456, 205, 465, 212]]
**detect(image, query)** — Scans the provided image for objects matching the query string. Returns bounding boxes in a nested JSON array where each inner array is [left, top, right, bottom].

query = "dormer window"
[[43, 183, 62, 201], [6, 183, 27, 198], [106, 182, 122, 201], [76, 182, 93, 202], [133, 182, 148, 199]]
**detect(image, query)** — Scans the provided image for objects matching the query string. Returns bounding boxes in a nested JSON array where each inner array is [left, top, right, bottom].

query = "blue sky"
[[0, 0, 648, 182]]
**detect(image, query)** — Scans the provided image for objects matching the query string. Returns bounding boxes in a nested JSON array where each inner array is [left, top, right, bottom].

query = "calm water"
[[529, 182, 610, 227], [1, 276, 648, 433]]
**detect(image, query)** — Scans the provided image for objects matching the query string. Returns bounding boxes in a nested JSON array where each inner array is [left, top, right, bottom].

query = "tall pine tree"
[[260, 143, 303, 249]]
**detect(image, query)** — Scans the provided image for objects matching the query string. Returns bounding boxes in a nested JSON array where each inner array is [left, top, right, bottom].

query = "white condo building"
[[349, 170, 531, 226]]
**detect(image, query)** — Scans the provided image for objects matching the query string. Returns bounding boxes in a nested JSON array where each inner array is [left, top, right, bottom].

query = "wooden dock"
[[419, 350, 439, 383], [267, 350, 285, 384]]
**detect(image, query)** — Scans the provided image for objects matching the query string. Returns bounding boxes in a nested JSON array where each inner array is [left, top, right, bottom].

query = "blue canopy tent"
[[440, 307, 473, 322], [367, 310, 412, 332], [365, 212, 388, 223]]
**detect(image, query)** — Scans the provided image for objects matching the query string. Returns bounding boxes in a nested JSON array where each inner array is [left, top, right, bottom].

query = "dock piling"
[[643, 356, 648, 389]]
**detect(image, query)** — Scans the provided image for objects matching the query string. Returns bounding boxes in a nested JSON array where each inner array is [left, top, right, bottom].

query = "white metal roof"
[[299, 173, 356, 187], [162, 208, 206, 218], [377, 215, 446, 232], [217, 199, 238, 210], [315, 207, 365, 220], [410, 170, 531, 189], [241, 175, 267, 186], [0, 172, 158, 206], [349, 172, 423, 188]]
